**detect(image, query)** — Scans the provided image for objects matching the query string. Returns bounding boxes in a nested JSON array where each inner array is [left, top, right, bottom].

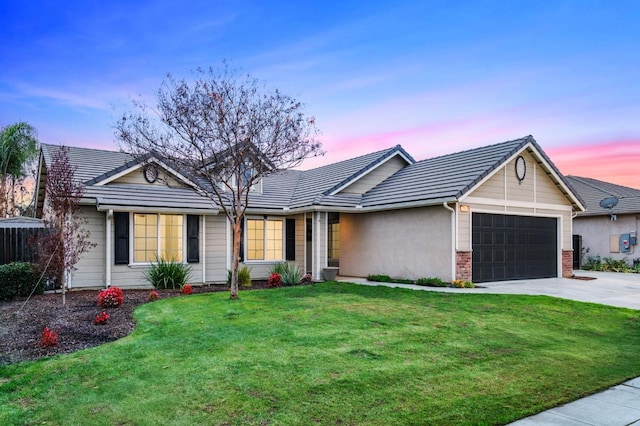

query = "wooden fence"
[[0, 227, 47, 265]]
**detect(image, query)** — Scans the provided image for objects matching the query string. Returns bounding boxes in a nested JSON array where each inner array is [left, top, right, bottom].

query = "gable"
[[462, 146, 582, 210], [109, 164, 189, 188], [338, 155, 410, 195]]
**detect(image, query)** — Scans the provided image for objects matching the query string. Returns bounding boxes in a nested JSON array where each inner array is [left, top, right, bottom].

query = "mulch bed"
[[0, 283, 269, 366]]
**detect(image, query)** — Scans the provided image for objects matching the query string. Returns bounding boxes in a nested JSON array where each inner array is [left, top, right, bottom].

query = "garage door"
[[472, 213, 557, 283]]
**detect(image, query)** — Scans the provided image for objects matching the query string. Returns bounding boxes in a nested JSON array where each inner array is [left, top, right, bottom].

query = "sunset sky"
[[1, 1, 639, 188]]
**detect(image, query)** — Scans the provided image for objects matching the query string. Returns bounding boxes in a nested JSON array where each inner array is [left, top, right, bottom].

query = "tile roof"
[[565, 176, 640, 216], [39, 136, 582, 214], [41, 144, 134, 183]]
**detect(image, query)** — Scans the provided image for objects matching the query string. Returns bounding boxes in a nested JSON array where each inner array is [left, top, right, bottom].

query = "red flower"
[[181, 284, 193, 295], [98, 287, 124, 308], [93, 311, 110, 325], [41, 327, 59, 347], [148, 290, 160, 301]]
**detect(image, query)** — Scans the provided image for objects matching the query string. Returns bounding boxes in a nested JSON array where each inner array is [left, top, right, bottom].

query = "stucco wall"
[[339, 206, 453, 281], [573, 214, 640, 265]]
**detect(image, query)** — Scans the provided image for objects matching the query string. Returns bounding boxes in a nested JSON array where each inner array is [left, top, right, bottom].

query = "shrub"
[[181, 284, 193, 295], [451, 279, 475, 288], [94, 311, 110, 325], [267, 273, 282, 288], [280, 262, 304, 286], [269, 263, 286, 275], [0, 262, 43, 301], [41, 327, 59, 347], [144, 258, 191, 290], [98, 287, 124, 308], [367, 274, 392, 283], [301, 273, 313, 283], [416, 277, 446, 287], [148, 290, 160, 301], [227, 265, 252, 287]]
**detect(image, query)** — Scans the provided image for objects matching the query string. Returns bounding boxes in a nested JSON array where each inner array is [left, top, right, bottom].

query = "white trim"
[[106, 210, 112, 288], [201, 215, 206, 284], [470, 207, 563, 219], [443, 202, 456, 280], [328, 151, 413, 196], [225, 217, 231, 272], [458, 142, 585, 211], [129, 212, 187, 265], [94, 164, 144, 186], [94, 158, 202, 191], [462, 196, 573, 212], [243, 216, 285, 263]]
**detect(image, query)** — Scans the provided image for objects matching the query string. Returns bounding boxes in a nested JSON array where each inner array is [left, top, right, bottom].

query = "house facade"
[[35, 136, 584, 289], [565, 176, 640, 267]]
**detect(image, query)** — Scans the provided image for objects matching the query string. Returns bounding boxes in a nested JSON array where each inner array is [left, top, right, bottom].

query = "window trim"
[[244, 216, 285, 263], [130, 213, 187, 265]]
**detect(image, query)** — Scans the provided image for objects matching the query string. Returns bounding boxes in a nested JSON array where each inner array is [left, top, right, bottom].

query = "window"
[[246, 218, 283, 261], [133, 213, 183, 262]]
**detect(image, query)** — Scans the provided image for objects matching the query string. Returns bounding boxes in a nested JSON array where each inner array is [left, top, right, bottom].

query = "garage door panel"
[[472, 213, 557, 283]]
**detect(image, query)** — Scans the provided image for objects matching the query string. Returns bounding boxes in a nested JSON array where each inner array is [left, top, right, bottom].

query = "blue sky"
[[2, 1, 639, 186]]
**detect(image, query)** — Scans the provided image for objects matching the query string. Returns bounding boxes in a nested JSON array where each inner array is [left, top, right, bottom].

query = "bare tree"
[[37, 146, 95, 304], [116, 63, 322, 299]]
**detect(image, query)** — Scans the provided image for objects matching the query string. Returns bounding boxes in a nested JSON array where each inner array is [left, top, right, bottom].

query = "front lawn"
[[2, 282, 640, 425]]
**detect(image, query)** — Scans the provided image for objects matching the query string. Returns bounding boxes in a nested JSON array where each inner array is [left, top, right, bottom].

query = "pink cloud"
[[547, 140, 640, 189]]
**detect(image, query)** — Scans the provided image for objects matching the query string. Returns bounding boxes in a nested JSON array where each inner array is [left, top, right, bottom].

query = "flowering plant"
[[41, 327, 59, 347], [98, 287, 124, 308], [94, 311, 110, 325], [301, 273, 313, 284], [148, 289, 160, 301], [451, 279, 475, 288], [267, 273, 282, 288], [180, 284, 193, 295]]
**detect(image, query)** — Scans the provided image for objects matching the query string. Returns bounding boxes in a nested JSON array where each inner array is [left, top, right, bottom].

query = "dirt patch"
[[570, 276, 597, 281], [0, 283, 272, 365]]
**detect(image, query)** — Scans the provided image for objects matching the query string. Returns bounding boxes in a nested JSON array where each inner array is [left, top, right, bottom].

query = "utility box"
[[621, 234, 631, 253], [631, 231, 637, 246]]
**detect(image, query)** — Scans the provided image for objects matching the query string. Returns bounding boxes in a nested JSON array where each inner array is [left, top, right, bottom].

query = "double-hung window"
[[246, 218, 283, 261], [133, 213, 184, 262]]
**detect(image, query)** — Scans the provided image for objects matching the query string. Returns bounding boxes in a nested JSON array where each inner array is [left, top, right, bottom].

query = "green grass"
[[2, 282, 640, 425]]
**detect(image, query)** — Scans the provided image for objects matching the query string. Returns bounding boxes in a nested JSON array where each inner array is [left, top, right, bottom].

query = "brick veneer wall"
[[456, 251, 472, 281], [562, 250, 573, 278]]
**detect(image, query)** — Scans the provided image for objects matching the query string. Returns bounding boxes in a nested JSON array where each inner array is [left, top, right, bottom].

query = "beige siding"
[[340, 206, 453, 281], [460, 148, 575, 254], [112, 169, 188, 187], [71, 206, 106, 288], [205, 215, 228, 283], [339, 156, 408, 194]]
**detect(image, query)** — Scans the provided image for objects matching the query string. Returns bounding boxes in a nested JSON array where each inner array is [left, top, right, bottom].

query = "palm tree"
[[0, 122, 39, 217]]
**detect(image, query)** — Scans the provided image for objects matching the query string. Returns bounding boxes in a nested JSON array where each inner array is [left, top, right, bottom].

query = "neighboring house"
[[565, 176, 640, 267], [34, 135, 584, 289]]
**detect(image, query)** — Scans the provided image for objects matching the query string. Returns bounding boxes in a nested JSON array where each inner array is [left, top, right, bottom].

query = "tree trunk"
[[230, 218, 241, 300]]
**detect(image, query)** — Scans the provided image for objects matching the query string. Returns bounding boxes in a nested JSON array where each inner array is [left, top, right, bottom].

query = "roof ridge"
[[415, 135, 533, 164], [567, 175, 640, 198]]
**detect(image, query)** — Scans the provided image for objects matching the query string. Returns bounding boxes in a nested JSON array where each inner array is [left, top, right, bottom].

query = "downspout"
[[201, 215, 206, 284], [106, 209, 113, 288], [442, 202, 456, 281]]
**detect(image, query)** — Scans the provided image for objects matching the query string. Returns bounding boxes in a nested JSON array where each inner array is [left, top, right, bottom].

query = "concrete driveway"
[[341, 271, 640, 310]]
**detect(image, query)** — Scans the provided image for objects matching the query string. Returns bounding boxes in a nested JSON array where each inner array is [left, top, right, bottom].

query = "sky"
[[1, 0, 639, 188]]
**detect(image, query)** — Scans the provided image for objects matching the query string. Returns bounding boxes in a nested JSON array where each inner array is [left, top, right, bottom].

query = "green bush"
[[281, 262, 304, 286], [367, 274, 393, 283], [415, 277, 446, 287], [269, 262, 304, 286], [583, 256, 634, 273], [228, 265, 252, 287], [144, 258, 191, 290], [0, 262, 43, 301]]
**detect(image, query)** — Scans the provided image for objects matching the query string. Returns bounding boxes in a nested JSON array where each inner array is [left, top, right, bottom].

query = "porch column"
[[105, 210, 112, 288]]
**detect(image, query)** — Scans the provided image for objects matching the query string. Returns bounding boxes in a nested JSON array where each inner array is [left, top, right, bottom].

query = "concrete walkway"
[[338, 271, 640, 425]]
